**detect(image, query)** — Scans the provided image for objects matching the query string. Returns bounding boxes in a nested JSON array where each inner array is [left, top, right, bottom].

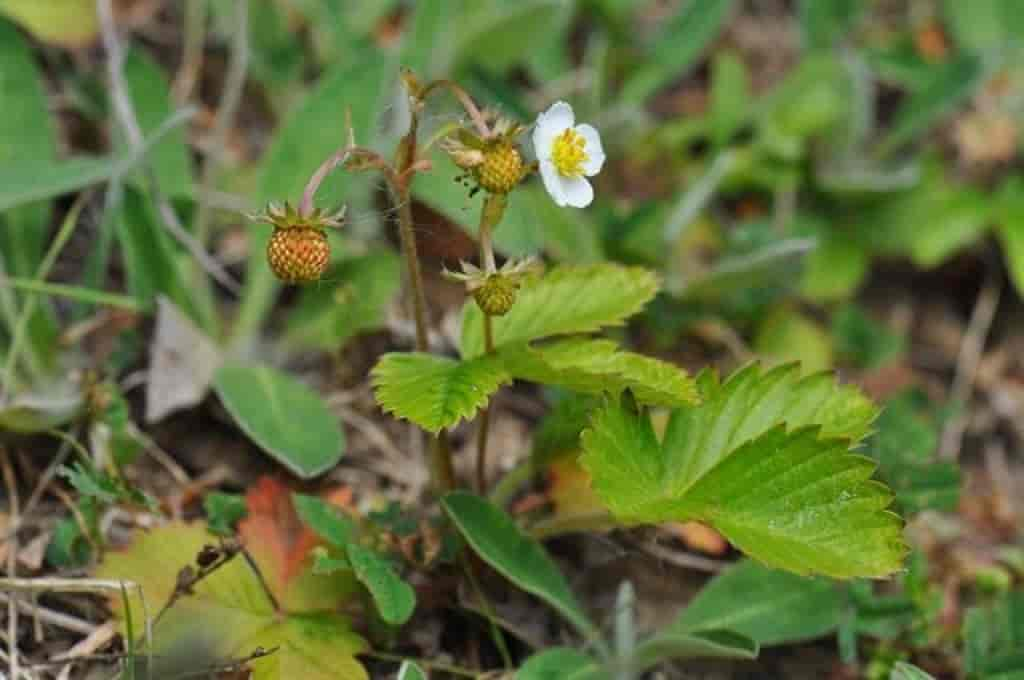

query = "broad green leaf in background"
[[890, 662, 937, 680], [798, 0, 863, 51], [906, 184, 990, 268], [213, 363, 346, 478], [754, 306, 833, 373], [831, 304, 905, 370], [674, 239, 815, 302], [401, 0, 462, 78], [0, 155, 131, 214], [371, 353, 510, 433], [996, 176, 1024, 297], [285, 252, 401, 350], [452, 0, 563, 74], [0, 17, 60, 373], [669, 559, 842, 645], [124, 50, 193, 197], [346, 544, 416, 626], [516, 648, 607, 680], [97, 524, 368, 680], [878, 55, 984, 156], [0, 0, 98, 47], [398, 661, 428, 680], [631, 629, 758, 670], [800, 230, 869, 301], [0, 383, 81, 433], [942, 0, 1024, 52], [620, 0, 735, 104], [500, 339, 698, 408], [709, 51, 750, 149], [442, 492, 599, 641], [293, 493, 356, 548], [963, 592, 1024, 678], [461, 265, 659, 358], [581, 365, 904, 578], [235, 53, 392, 340]]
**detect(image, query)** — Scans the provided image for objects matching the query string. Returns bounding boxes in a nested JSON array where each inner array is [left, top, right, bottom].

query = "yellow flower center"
[[551, 128, 588, 178]]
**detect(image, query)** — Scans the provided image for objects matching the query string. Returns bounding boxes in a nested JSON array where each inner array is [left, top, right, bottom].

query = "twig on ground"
[[940, 271, 1001, 460], [0, 593, 96, 636], [627, 535, 729, 574], [2, 449, 21, 680]]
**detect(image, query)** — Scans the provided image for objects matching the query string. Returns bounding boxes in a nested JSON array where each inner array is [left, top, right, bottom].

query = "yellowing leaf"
[[0, 0, 98, 47], [97, 523, 367, 680]]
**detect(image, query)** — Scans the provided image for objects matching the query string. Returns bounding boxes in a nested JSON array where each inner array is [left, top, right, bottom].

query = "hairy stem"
[[473, 193, 507, 494]]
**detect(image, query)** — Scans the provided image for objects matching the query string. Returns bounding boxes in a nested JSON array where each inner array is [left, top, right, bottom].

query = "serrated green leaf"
[[500, 339, 698, 408], [442, 492, 597, 640], [581, 365, 904, 578], [293, 494, 356, 549], [461, 265, 659, 359], [890, 662, 936, 680], [372, 353, 510, 433], [662, 363, 877, 493], [213, 363, 346, 478], [347, 544, 415, 626], [632, 629, 758, 670], [516, 648, 607, 680], [669, 559, 842, 645], [620, 0, 735, 104]]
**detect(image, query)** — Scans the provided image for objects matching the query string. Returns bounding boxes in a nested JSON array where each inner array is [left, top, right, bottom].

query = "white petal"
[[539, 160, 569, 206], [533, 101, 575, 159], [559, 175, 594, 208], [575, 124, 605, 176]]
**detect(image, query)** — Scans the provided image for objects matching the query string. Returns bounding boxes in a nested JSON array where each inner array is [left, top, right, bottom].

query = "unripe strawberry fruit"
[[267, 226, 329, 283], [475, 142, 524, 195], [473, 274, 518, 316]]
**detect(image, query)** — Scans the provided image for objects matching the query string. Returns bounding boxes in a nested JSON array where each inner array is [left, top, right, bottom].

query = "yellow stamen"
[[551, 128, 588, 178]]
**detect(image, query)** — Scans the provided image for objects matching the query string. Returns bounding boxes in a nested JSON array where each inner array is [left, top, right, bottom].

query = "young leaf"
[[213, 363, 346, 478], [397, 661, 428, 680], [516, 648, 607, 680], [500, 339, 698, 408], [347, 544, 416, 626], [293, 493, 356, 549], [669, 559, 842, 645], [371, 353, 510, 433], [632, 629, 758, 670], [581, 365, 905, 578], [442, 492, 598, 640], [461, 265, 659, 358], [204, 492, 247, 536]]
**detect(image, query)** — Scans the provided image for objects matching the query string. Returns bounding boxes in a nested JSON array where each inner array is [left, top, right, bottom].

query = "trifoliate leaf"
[[580, 365, 905, 579], [347, 544, 416, 626], [500, 339, 698, 408], [460, 265, 659, 358], [372, 353, 510, 433]]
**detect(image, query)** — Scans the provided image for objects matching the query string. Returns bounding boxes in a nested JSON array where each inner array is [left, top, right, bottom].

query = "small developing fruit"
[[267, 226, 329, 284], [473, 273, 518, 316], [475, 141, 525, 195]]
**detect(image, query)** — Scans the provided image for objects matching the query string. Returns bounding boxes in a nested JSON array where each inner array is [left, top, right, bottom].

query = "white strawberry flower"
[[532, 101, 605, 208]]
